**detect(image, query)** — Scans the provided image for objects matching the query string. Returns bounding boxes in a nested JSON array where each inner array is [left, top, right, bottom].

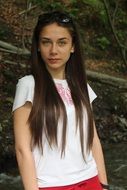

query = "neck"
[[47, 67, 66, 80]]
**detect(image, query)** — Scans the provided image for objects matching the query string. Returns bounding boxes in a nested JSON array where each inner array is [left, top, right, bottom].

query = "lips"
[[48, 58, 61, 64]]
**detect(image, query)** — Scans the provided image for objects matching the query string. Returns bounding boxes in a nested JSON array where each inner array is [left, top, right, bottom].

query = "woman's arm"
[[13, 102, 38, 190], [92, 123, 108, 189]]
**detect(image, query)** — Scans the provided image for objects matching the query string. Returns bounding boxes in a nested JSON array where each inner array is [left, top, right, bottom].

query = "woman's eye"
[[58, 41, 67, 46], [41, 41, 51, 45]]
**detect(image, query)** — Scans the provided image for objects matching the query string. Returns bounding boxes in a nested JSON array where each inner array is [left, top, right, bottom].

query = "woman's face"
[[38, 22, 74, 79]]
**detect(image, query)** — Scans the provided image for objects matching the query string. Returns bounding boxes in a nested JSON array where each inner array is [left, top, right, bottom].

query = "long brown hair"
[[28, 11, 94, 159]]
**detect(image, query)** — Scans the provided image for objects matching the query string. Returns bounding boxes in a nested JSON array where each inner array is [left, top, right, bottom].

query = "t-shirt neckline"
[[53, 78, 68, 88]]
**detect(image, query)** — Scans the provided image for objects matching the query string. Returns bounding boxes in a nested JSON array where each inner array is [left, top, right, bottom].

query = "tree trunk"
[[86, 70, 127, 90], [0, 40, 30, 55]]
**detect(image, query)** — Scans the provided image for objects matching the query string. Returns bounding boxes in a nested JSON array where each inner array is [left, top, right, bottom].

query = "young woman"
[[13, 11, 109, 190]]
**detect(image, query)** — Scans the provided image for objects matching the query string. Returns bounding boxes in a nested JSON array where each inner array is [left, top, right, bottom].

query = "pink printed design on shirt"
[[56, 83, 73, 105]]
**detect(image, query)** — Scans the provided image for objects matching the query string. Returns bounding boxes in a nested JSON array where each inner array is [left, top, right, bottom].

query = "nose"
[[50, 43, 58, 55]]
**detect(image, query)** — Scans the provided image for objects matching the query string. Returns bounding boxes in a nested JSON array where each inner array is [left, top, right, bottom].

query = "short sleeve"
[[12, 75, 35, 112], [87, 84, 97, 103]]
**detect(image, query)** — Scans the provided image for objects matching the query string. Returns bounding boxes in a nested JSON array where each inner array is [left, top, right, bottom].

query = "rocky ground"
[[0, 0, 127, 173]]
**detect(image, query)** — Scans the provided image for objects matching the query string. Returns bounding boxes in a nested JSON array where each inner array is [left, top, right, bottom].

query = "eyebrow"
[[40, 37, 69, 41]]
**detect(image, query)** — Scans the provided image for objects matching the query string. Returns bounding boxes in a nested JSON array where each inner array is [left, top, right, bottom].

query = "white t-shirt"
[[12, 75, 98, 188]]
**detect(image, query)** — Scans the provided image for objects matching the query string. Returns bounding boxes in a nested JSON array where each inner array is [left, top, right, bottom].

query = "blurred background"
[[0, 0, 127, 190]]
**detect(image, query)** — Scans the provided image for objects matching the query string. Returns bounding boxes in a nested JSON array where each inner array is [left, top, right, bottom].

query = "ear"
[[71, 47, 74, 53], [71, 45, 75, 53]]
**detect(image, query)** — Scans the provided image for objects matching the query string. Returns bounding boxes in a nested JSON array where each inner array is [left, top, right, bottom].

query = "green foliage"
[[114, 9, 127, 43], [28, 0, 127, 66], [96, 36, 110, 50], [83, 0, 104, 9], [0, 24, 14, 41], [117, 31, 126, 42], [99, 9, 108, 25], [42, 1, 65, 11], [0, 29, 5, 38], [30, 0, 108, 24], [82, 0, 108, 24], [30, 0, 67, 11]]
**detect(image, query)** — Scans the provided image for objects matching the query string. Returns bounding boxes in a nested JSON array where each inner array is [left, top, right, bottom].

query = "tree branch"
[[112, 0, 119, 26], [86, 70, 127, 90], [102, 0, 127, 68], [0, 40, 30, 55], [19, 5, 38, 15]]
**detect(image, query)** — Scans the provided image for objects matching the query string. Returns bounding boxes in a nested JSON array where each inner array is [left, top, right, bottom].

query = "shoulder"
[[17, 75, 35, 87], [12, 75, 35, 112]]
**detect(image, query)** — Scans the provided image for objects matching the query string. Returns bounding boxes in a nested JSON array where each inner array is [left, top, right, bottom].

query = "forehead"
[[39, 23, 72, 39]]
